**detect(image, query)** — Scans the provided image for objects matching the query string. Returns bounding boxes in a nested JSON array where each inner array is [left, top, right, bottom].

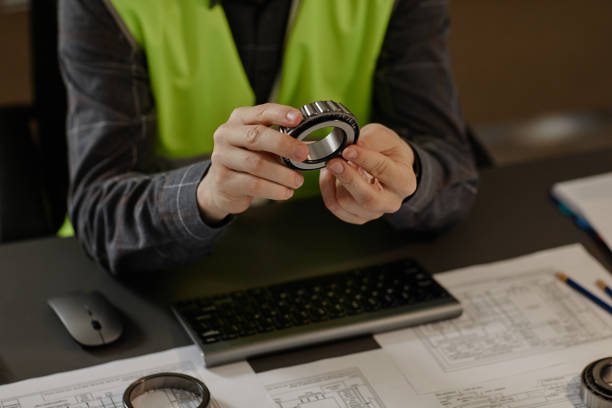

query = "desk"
[[1, 148, 611, 384]]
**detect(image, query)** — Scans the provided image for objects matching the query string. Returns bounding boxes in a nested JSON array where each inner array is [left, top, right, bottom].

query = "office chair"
[[0, 0, 68, 242]]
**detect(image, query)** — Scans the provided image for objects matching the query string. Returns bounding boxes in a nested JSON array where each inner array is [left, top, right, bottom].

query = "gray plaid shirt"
[[58, 0, 478, 274]]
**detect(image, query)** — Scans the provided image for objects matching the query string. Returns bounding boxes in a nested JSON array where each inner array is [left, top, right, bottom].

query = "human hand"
[[197, 103, 309, 223], [319, 123, 417, 225]]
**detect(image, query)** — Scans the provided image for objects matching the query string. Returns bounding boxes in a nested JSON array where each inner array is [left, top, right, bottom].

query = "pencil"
[[596, 279, 612, 300], [555, 273, 612, 315]]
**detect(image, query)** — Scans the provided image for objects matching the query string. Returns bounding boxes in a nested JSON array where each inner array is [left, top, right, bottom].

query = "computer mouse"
[[48, 290, 123, 347]]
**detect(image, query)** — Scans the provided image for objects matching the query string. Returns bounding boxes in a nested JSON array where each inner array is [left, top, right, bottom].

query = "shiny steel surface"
[[581, 357, 612, 408], [123, 372, 210, 408], [281, 100, 360, 170]]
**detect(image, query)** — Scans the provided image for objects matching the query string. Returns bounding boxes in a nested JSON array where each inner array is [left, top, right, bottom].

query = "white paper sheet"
[[579, 198, 612, 250], [552, 171, 612, 250], [374, 244, 612, 406], [0, 345, 271, 408], [256, 349, 415, 408]]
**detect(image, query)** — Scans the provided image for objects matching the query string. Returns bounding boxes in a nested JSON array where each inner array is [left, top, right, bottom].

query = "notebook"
[[551, 171, 612, 251]]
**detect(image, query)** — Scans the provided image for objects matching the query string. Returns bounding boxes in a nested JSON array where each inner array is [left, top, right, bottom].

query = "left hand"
[[319, 123, 417, 224]]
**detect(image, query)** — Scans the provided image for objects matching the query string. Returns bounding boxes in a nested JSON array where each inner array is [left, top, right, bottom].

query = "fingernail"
[[295, 174, 304, 188], [293, 144, 309, 161], [330, 162, 344, 175], [286, 189, 294, 199], [286, 110, 299, 122], [343, 148, 357, 160]]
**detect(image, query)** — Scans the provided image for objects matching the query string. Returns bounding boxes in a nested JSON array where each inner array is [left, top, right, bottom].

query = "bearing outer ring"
[[123, 372, 210, 408], [581, 357, 612, 408], [280, 100, 360, 171]]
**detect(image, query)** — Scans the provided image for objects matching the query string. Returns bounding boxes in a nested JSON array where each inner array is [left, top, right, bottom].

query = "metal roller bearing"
[[280, 100, 360, 171], [581, 357, 612, 408]]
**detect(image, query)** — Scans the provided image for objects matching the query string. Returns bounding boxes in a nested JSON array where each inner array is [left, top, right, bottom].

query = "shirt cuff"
[[158, 161, 229, 246], [397, 141, 443, 213]]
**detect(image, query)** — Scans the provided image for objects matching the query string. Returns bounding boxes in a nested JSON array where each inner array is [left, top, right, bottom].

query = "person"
[[58, 0, 478, 274]]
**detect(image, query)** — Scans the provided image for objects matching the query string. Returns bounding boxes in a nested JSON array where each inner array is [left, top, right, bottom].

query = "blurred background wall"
[[449, 0, 612, 164], [450, 0, 612, 124], [0, 4, 30, 107], [1, 0, 611, 165]]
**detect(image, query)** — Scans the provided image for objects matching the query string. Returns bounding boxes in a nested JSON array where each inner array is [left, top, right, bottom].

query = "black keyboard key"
[[171, 257, 461, 366]]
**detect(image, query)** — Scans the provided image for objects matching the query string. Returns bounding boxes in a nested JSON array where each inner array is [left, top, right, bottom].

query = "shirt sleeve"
[[373, 0, 479, 230], [58, 0, 228, 274]]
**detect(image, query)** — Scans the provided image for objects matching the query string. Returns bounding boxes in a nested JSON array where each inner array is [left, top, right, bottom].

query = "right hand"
[[197, 103, 309, 223]]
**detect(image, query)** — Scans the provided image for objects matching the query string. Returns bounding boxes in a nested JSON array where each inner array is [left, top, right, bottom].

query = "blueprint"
[[0, 360, 208, 408], [0, 346, 270, 408], [375, 244, 612, 401], [415, 269, 612, 372], [257, 349, 415, 408], [265, 368, 384, 408], [0, 366, 212, 408], [429, 370, 586, 408]]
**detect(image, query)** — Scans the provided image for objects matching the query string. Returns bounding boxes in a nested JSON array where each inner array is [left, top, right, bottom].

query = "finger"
[[215, 147, 304, 189], [345, 160, 382, 189], [319, 168, 369, 225], [334, 184, 382, 221], [326, 158, 394, 209], [223, 171, 295, 201], [220, 124, 309, 162], [228, 103, 302, 127], [353, 164, 385, 191], [357, 123, 406, 153], [342, 145, 405, 188]]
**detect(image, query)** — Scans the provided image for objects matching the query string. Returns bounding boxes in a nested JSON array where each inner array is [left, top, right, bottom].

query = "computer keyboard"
[[172, 258, 462, 367]]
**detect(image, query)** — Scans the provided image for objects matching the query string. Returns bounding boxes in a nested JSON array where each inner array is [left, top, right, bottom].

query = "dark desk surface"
[[1, 148, 611, 384]]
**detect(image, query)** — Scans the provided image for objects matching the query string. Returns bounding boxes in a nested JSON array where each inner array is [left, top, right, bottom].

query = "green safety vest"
[[58, 0, 395, 237], [111, 0, 394, 196]]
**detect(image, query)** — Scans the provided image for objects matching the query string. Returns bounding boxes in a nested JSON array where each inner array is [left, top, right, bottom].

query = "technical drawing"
[[433, 373, 585, 408], [265, 368, 385, 408], [415, 269, 612, 371], [0, 362, 222, 408]]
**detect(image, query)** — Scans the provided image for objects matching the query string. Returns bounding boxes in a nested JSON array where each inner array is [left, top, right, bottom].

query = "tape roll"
[[581, 357, 612, 408], [280, 100, 360, 171]]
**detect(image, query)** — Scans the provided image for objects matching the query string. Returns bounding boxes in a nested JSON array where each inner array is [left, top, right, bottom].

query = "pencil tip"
[[596, 280, 606, 289], [555, 272, 568, 282]]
